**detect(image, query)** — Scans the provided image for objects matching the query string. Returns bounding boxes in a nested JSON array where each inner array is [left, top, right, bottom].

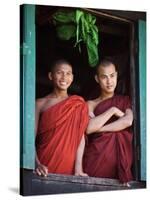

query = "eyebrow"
[[100, 72, 116, 76], [56, 69, 72, 73]]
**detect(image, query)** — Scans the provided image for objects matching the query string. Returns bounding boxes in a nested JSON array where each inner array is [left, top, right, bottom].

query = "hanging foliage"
[[53, 9, 99, 67]]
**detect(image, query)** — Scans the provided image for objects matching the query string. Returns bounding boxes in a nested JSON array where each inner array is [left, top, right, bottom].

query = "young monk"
[[35, 59, 89, 177], [83, 59, 133, 187]]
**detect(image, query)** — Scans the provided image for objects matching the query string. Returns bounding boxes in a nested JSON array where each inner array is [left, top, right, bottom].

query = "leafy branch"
[[53, 9, 99, 67]]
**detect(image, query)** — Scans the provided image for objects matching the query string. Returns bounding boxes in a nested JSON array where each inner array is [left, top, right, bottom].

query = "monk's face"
[[49, 63, 73, 91], [95, 64, 117, 95]]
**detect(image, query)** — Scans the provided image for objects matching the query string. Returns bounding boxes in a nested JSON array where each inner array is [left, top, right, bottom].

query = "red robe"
[[36, 95, 89, 175], [83, 95, 133, 183]]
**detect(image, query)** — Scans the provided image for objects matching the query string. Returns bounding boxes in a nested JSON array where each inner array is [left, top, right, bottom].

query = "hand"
[[112, 107, 125, 118], [35, 163, 48, 177]]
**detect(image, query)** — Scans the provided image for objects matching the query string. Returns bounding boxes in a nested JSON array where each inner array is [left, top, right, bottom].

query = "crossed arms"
[[86, 102, 133, 135]]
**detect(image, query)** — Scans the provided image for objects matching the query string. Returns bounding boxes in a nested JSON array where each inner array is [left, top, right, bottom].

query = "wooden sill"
[[20, 169, 146, 196]]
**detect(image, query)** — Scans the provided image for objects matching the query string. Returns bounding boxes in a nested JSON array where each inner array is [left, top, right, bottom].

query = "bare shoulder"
[[36, 97, 48, 109], [87, 97, 99, 106], [87, 100, 95, 106], [87, 99, 97, 112]]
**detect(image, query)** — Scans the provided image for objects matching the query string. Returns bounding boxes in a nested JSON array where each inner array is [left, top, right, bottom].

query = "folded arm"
[[99, 108, 133, 132], [86, 106, 124, 134]]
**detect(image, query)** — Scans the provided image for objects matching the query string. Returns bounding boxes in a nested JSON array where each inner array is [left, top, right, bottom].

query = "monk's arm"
[[74, 135, 88, 176], [99, 108, 133, 132], [35, 101, 41, 165], [35, 100, 48, 176], [86, 106, 124, 134]]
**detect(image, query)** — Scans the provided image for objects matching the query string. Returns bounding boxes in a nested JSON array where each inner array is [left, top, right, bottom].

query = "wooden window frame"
[[20, 6, 146, 190]]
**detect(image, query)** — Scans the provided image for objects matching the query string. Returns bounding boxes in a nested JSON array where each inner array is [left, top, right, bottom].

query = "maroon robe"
[[36, 95, 89, 175], [83, 95, 133, 183]]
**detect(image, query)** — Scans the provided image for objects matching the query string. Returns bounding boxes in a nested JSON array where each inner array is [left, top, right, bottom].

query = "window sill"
[[20, 169, 146, 196]]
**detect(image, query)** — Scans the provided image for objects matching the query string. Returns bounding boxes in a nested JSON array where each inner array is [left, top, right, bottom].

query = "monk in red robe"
[[35, 60, 89, 177], [83, 59, 133, 187]]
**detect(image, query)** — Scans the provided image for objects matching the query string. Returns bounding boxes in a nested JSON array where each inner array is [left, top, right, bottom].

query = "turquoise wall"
[[138, 20, 146, 181], [20, 5, 35, 169]]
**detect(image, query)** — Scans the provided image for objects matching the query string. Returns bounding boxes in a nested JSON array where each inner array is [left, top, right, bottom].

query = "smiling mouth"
[[59, 81, 68, 86], [106, 85, 113, 89]]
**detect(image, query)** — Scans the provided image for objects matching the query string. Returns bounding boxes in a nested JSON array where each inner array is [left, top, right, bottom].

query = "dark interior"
[[36, 6, 131, 100]]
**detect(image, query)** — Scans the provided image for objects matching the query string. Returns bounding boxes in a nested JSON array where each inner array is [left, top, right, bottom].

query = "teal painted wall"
[[20, 5, 35, 169], [138, 20, 146, 181]]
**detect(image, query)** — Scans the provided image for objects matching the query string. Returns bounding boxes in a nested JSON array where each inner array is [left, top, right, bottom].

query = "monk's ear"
[[48, 72, 52, 80], [116, 71, 118, 79], [71, 74, 74, 82], [95, 74, 99, 83]]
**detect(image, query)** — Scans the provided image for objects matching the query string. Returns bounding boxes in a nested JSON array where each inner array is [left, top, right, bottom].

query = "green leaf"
[[86, 35, 99, 67], [84, 17, 90, 33], [75, 10, 84, 44], [53, 10, 75, 23], [56, 25, 76, 40], [80, 16, 86, 42], [91, 25, 99, 45], [92, 17, 96, 24], [76, 10, 84, 24]]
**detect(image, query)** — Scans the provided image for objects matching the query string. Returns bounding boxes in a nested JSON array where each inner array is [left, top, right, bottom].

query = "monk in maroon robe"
[[83, 59, 133, 186], [83, 95, 133, 182], [35, 60, 88, 176]]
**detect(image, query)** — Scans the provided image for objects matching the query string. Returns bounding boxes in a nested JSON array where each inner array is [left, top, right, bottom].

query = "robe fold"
[[83, 95, 133, 183], [36, 95, 89, 175]]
